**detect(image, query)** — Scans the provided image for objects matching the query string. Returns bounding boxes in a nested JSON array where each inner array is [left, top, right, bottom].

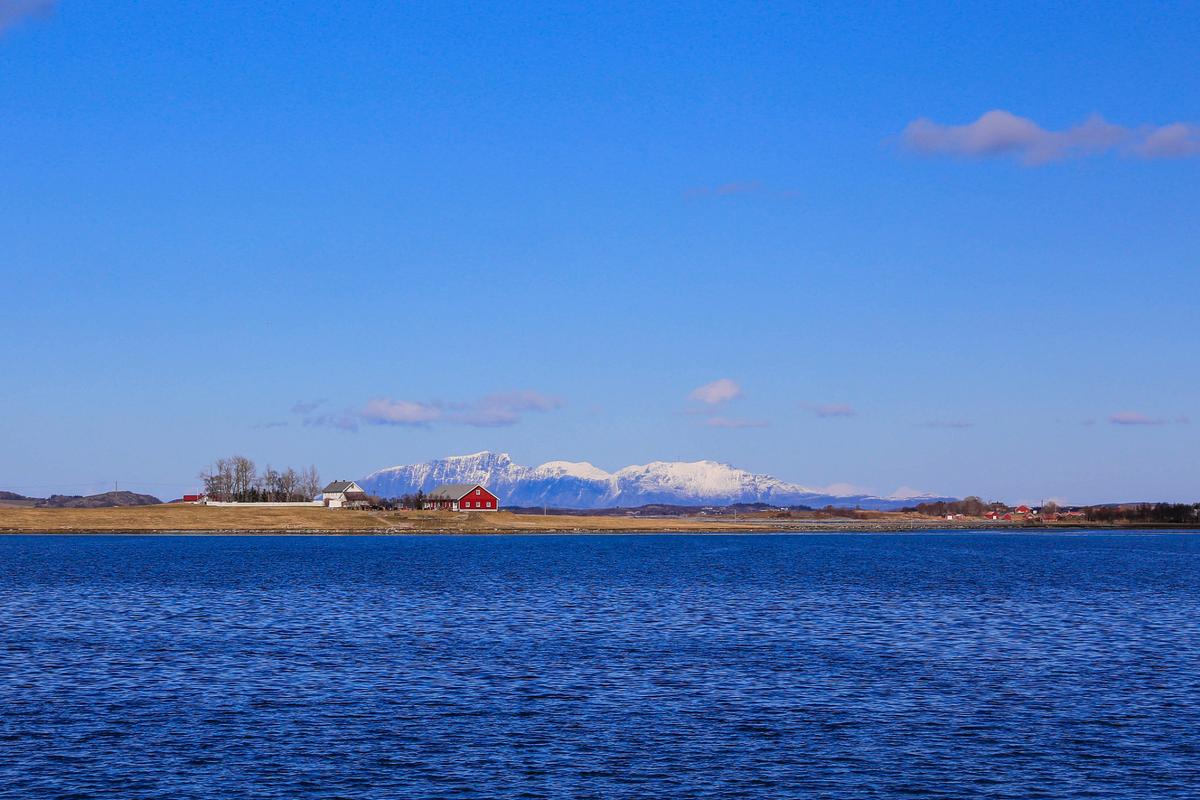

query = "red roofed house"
[[423, 483, 499, 512]]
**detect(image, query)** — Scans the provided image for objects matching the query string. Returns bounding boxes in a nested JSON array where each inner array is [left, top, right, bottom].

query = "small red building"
[[423, 483, 499, 511]]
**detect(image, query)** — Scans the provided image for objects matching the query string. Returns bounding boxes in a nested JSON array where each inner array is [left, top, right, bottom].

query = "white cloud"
[[290, 399, 326, 415], [448, 391, 565, 427], [685, 181, 763, 199], [689, 378, 742, 406], [808, 403, 856, 418], [0, 0, 54, 33], [1109, 411, 1167, 426], [360, 390, 564, 429], [922, 419, 974, 429], [301, 412, 359, 432], [1133, 123, 1200, 158], [362, 399, 443, 426], [901, 110, 1200, 165], [704, 416, 768, 429]]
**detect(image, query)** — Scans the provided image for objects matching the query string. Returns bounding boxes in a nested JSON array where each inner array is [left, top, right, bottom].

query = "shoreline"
[[3, 504, 1195, 535], [4, 528, 1197, 536]]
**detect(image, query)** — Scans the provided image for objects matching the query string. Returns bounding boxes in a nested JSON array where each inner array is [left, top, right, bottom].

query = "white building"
[[321, 480, 367, 509]]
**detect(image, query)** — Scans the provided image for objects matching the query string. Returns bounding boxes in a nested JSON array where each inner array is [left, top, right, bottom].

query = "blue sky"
[[1, 1, 1197, 504]]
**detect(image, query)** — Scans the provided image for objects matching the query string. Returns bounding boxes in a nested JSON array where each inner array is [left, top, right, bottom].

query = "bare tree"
[[961, 496, 986, 516], [298, 465, 321, 501], [262, 465, 282, 502], [200, 458, 234, 501], [280, 468, 299, 501], [229, 456, 257, 501], [201, 457, 319, 502]]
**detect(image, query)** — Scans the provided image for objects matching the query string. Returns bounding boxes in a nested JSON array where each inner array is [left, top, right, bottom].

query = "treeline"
[[1084, 503, 1200, 524], [374, 490, 427, 511], [200, 456, 321, 502], [905, 497, 994, 516], [904, 497, 1200, 524]]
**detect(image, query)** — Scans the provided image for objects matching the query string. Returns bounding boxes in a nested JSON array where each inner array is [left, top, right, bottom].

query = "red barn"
[[423, 483, 499, 511]]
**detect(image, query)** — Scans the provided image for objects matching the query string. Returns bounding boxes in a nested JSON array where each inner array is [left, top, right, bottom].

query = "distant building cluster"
[[186, 461, 502, 512], [983, 505, 1086, 522]]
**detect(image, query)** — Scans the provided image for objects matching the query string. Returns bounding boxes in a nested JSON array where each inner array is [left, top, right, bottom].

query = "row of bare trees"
[[200, 456, 321, 502], [905, 496, 993, 516]]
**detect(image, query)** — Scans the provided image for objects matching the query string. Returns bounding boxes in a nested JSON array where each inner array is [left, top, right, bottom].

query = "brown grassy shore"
[[0, 504, 1128, 534], [0, 505, 771, 534]]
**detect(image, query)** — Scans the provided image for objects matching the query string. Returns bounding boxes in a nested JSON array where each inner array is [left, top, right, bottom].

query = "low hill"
[[0, 491, 37, 508], [34, 491, 162, 509]]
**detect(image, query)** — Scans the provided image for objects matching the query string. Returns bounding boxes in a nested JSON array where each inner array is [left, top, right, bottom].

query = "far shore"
[[1, 505, 1195, 535]]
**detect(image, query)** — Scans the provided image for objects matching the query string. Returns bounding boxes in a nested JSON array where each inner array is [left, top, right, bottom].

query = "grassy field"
[[0, 504, 1149, 534], [0, 504, 811, 533]]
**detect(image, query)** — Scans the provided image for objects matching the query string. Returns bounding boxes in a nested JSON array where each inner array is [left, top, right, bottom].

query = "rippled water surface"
[[1, 532, 1198, 799]]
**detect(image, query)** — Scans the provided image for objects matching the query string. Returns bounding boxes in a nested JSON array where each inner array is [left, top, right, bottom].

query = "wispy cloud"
[[1133, 124, 1200, 159], [361, 399, 442, 426], [901, 110, 1200, 165], [448, 391, 565, 427], [922, 419, 974, 429], [0, 0, 54, 33], [1107, 410, 1185, 426], [290, 399, 326, 415], [704, 416, 769, 429], [252, 421, 289, 430], [807, 403, 857, 419], [302, 412, 360, 432], [684, 181, 802, 201], [360, 390, 564, 429], [286, 400, 358, 431], [684, 181, 763, 199], [689, 378, 742, 406], [685, 379, 768, 429]]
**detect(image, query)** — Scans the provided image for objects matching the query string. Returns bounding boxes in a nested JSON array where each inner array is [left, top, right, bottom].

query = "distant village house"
[[423, 484, 499, 512], [322, 480, 367, 509]]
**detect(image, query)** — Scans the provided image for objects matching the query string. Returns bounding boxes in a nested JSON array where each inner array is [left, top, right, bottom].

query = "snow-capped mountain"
[[359, 452, 952, 510]]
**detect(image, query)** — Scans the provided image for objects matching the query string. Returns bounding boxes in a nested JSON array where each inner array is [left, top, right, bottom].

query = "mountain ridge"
[[359, 452, 953, 510]]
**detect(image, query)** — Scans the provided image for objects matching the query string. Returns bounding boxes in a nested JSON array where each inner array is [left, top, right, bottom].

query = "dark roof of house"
[[322, 480, 359, 494], [427, 483, 485, 501]]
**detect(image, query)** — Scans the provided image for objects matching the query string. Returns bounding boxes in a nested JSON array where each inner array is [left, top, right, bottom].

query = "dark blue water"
[[1, 533, 1198, 799]]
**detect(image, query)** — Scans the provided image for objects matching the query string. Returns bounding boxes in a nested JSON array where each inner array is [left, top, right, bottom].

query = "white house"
[[321, 480, 367, 509]]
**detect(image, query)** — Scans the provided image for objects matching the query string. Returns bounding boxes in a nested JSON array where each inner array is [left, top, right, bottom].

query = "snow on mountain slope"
[[359, 452, 954, 510]]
